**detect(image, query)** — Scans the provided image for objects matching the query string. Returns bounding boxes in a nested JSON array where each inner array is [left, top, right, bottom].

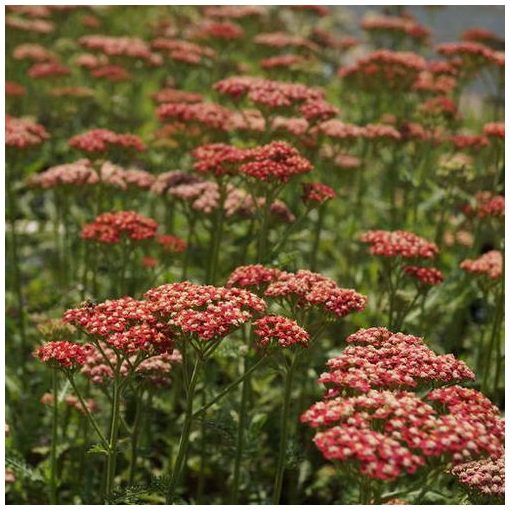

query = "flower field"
[[5, 5, 505, 505]]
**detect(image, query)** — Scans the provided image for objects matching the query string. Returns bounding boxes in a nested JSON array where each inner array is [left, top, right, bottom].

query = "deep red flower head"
[[253, 315, 310, 348], [404, 266, 444, 286], [157, 234, 187, 253], [81, 211, 158, 244], [35, 341, 93, 369], [227, 265, 282, 289]]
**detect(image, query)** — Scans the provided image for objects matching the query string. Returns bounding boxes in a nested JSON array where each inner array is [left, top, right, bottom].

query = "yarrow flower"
[[69, 129, 145, 153], [451, 456, 504, 500], [157, 102, 232, 130], [35, 341, 92, 369], [227, 264, 282, 289], [338, 50, 426, 91], [81, 211, 158, 244], [28, 61, 71, 79], [403, 266, 444, 286], [463, 192, 504, 219], [484, 122, 504, 140], [460, 251, 503, 280], [360, 230, 438, 259], [157, 234, 187, 253], [144, 282, 266, 342], [6, 115, 49, 149], [361, 15, 430, 43], [302, 182, 336, 204], [302, 383, 503, 481], [253, 315, 310, 348], [318, 328, 474, 393], [27, 159, 99, 189]]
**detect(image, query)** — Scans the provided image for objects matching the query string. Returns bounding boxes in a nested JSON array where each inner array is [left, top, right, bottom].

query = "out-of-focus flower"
[[403, 266, 444, 286], [13, 43, 56, 62], [203, 6, 266, 19], [152, 88, 203, 104], [449, 134, 489, 150], [360, 230, 438, 259], [461, 251, 503, 280], [157, 234, 187, 253], [6, 115, 49, 149], [69, 129, 145, 153], [6, 81, 26, 97], [28, 62, 71, 79], [361, 15, 430, 43], [151, 38, 216, 65], [254, 31, 319, 52], [6, 15, 54, 34], [27, 159, 99, 189], [484, 122, 504, 140], [79, 34, 157, 64], [81, 211, 158, 244], [90, 65, 131, 81], [463, 192, 504, 219], [302, 182, 336, 204], [260, 54, 307, 70]]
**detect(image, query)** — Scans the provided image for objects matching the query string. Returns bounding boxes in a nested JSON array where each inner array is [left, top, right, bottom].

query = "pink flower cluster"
[[460, 251, 503, 280], [253, 315, 310, 348], [6, 115, 49, 149], [319, 328, 474, 393], [81, 211, 158, 244], [339, 50, 426, 91], [361, 15, 430, 42], [69, 129, 145, 153], [302, 383, 503, 480], [157, 102, 232, 130], [27, 159, 99, 189], [151, 38, 215, 65], [28, 61, 70, 79], [253, 31, 319, 52], [144, 282, 266, 342], [436, 42, 502, 69], [360, 230, 438, 259], [484, 122, 505, 140], [79, 35, 159, 64], [35, 340, 93, 369], [64, 297, 173, 356], [464, 192, 505, 219], [228, 266, 367, 319], [214, 75, 324, 109], [317, 120, 401, 143], [451, 456, 504, 499]]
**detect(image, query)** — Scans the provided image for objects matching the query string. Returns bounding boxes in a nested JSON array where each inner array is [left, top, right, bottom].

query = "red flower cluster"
[[6, 81, 26, 97], [229, 267, 367, 319], [79, 35, 158, 64], [13, 43, 56, 62], [239, 141, 313, 182], [403, 266, 444, 286], [464, 192, 505, 219], [69, 129, 145, 153], [195, 20, 244, 40], [302, 182, 336, 204], [253, 315, 310, 348], [214, 75, 323, 109], [299, 99, 339, 122], [157, 102, 232, 130], [227, 265, 282, 289], [203, 6, 266, 19], [339, 50, 426, 91], [360, 230, 438, 259], [144, 282, 266, 341], [449, 134, 489, 150], [254, 31, 318, 52], [192, 141, 312, 182], [460, 251, 503, 280], [436, 42, 501, 69], [317, 120, 401, 142], [451, 456, 504, 499], [484, 122, 505, 140], [319, 328, 474, 393], [35, 341, 93, 369], [64, 297, 173, 355], [27, 159, 99, 189], [81, 211, 158, 244], [28, 62, 70, 79], [151, 38, 215, 65], [6, 115, 49, 149], [260, 54, 307, 70], [302, 383, 503, 480], [157, 234, 187, 253], [152, 88, 203, 104], [361, 15, 430, 42]]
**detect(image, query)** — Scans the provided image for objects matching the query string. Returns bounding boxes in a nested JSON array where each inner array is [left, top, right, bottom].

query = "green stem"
[[193, 355, 266, 418], [128, 390, 144, 485], [49, 369, 59, 504], [272, 354, 297, 504], [309, 206, 325, 272], [230, 357, 251, 503], [105, 371, 122, 502], [166, 356, 202, 503], [68, 375, 108, 448], [482, 281, 504, 393]]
